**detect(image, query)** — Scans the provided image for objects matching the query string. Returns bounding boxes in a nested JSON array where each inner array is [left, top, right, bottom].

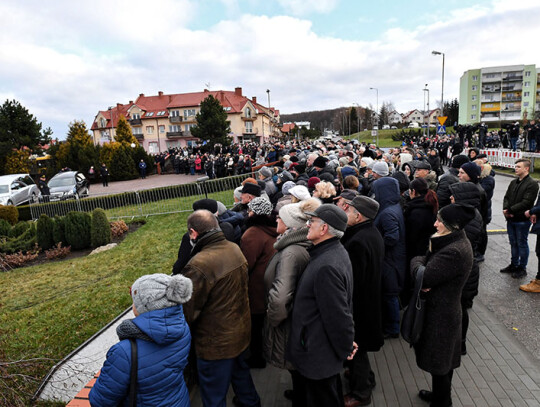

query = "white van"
[[408, 122, 420, 129]]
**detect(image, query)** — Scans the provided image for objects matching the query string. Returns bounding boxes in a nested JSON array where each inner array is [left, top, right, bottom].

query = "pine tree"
[[56, 120, 94, 171], [109, 144, 137, 181], [115, 115, 139, 146], [190, 95, 231, 148]]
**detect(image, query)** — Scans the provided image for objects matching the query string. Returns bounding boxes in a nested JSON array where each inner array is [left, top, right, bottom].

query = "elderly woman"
[[410, 203, 475, 407], [263, 198, 321, 406], [312, 180, 337, 203]]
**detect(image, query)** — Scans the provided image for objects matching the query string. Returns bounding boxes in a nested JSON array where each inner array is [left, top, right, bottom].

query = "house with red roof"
[[91, 87, 281, 153]]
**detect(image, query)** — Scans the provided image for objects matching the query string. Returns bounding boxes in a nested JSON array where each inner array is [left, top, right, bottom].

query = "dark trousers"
[[249, 313, 265, 364], [382, 294, 400, 335], [507, 221, 531, 268], [349, 350, 375, 399], [431, 370, 454, 407], [289, 370, 307, 407], [197, 351, 260, 407], [294, 372, 344, 407], [478, 225, 488, 256], [535, 237, 540, 280], [462, 306, 469, 344]]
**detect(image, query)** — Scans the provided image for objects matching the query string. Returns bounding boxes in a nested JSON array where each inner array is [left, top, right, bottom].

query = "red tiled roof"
[[281, 123, 296, 132], [90, 104, 130, 130]]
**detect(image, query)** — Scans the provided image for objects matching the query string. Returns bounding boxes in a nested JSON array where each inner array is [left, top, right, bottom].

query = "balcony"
[[129, 118, 142, 126], [241, 115, 256, 121], [502, 96, 521, 102], [134, 133, 144, 140], [243, 127, 259, 135], [482, 75, 501, 82], [502, 75, 523, 82], [502, 85, 522, 91], [170, 116, 183, 123], [166, 131, 184, 138], [481, 95, 500, 102], [482, 86, 501, 93]]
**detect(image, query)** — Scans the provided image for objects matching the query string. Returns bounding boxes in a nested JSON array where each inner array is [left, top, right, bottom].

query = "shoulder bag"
[[401, 265, 426, 346]]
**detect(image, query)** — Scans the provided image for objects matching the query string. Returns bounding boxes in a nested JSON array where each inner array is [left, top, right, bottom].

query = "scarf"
[[117, 319, 154, 342]]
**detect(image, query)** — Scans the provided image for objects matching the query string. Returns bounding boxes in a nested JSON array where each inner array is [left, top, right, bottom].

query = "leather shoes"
[[283, 389, 293, 400], [383, 332, 399, 339], [344, 393, 372, 407], [418, 389, 433, 402]]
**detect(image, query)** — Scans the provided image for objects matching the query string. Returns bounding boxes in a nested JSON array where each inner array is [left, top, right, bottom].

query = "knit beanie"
[[451, 154, 470, 169], [282, 181, 296, 195], [131, 273, 193, 314], [307, 177, 321, 189], [313, 156, 328, 168], [279, 203, 307, 229], [248, 196, 273, 216], [216, 201, 227, 216], [259, 166, 273, 178], [438, 203, 476, 231], [372, 161, 389, 177], [460, 162, 481, 183]]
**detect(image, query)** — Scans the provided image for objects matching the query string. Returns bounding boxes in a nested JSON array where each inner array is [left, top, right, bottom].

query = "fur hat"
[[451, 154, 470, 169], [241, 182, 261, 197], [192, 199, 218, 213], [313, 156, 328, 169], [289, 185, 311, 201], [372, 161, 389, 177], [460, 162, 481, 183], [131, 273, 193, 314], [248, 196, 273, 216], [259, 166, 273, 178]]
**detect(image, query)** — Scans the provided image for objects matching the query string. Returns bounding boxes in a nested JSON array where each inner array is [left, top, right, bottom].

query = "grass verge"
[[0, 212, 189, 406]]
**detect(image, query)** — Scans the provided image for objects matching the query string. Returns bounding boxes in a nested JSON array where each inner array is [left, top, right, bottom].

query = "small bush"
[[64, 211, 91, 250], [0, 205, 19, 225], [9, 221, 31, 238], [0, 244, 40, 268], [0, 224, 37, 254], [37, 214, 55, 250], [110, 220, 129, 238], [52, 216, 66, 245], [91, 208, 111, 247], [45, 242, 71, 260], [0, 219, 11, 237]]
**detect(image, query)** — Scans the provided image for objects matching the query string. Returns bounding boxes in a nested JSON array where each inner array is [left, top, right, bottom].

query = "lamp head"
[[432, 50, 441, 55]]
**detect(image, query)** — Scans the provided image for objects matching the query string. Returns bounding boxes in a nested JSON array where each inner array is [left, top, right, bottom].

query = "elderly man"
[[179, 210, 261, 407], [338, 196, 384, 407], [414, 161, 438, 190], [288, 204, 356, 407]]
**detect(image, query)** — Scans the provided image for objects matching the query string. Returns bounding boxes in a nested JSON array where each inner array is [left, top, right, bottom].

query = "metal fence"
[[28, 174, 251, 220]]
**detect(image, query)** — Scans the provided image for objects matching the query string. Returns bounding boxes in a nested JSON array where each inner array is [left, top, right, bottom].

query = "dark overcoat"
[[410, 230, 473, 375]]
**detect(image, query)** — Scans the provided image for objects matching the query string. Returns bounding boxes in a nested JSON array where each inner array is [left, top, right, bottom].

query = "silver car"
[[0, 174, 40, 206]]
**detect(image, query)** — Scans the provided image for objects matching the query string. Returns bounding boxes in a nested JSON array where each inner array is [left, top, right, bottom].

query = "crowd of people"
[[88, 135, 540, 407]]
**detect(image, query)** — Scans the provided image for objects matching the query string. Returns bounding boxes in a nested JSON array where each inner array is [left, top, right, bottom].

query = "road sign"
[[437, 125, 446, 135], [437, 116, 448, 125]]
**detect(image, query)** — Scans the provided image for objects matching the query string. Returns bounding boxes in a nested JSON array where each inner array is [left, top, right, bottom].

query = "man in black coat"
[[338, 195, 384, 407], [288, 204, 355, 407]]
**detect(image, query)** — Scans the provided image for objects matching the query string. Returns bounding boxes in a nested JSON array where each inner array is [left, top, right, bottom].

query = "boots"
[[519, 279, 540, 293]]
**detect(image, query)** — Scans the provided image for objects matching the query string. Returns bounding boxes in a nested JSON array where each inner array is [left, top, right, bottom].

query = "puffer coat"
[[411, 230, 473, 375], [89, 306, 191, 407], [262, 227, 311, 369]]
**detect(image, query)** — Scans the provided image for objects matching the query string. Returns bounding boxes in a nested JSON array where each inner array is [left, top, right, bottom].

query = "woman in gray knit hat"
[[89, 273, 193, 407], [263, 197, 321, 405]]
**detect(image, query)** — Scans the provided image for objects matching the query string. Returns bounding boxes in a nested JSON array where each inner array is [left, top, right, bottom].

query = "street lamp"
[[423, 85, 430, 138], [107, 106, 114, 143], [432, 50, 445, 115], [369, 87, 379, 145], [266, 89, 271, 140]]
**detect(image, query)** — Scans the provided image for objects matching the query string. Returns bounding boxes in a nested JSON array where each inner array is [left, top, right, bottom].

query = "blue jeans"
[[507, 221, 531, 268], [197, 351, 260, 407], [529, 138, 536, 152], [510, 137, 519, 151], [382, 294, 400, 335]]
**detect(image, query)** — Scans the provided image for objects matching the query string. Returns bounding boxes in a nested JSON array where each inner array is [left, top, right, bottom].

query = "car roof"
[[51, 171, 78, 179], [0, 174, 31, 183]]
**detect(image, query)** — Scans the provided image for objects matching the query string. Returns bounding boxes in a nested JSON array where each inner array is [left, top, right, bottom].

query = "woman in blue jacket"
[[89, 273, 192, 407]]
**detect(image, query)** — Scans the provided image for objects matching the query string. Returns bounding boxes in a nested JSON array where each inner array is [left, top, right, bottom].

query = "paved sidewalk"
[[189, 300, 540, 407]]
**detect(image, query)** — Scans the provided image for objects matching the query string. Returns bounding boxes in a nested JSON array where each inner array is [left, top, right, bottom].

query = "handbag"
[[401, 265, 426, 346]]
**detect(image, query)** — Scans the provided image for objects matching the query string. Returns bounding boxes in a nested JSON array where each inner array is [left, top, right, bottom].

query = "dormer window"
[[146, 112, 154, 117], [245, 108, 251, 118], [99, 118, 106, 127], [132, 113, 141, 119]]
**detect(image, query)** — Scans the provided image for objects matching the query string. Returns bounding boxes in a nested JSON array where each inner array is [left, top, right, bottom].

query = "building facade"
[[91, 87, 280, 153], [459, 64, 540, 125]]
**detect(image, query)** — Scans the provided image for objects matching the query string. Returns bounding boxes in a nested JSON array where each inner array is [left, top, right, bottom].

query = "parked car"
[[391, 125, 398, 129], [408, 122, 420, 129], [47, 171, 89, 201], [382, 124, 390, 130], [0, 174, 40, 206]]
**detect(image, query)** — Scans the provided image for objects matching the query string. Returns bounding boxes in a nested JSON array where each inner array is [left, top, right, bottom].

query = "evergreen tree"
[[5, 149, 31, 174], [379, 103, 389, 128], [55, 120, 94, 172], [0, 99, 52, 175], [349, 107, 359, 134], [115, 115, 139, 145], [191, 95, 231, 149], [109, 144, 137, 181]]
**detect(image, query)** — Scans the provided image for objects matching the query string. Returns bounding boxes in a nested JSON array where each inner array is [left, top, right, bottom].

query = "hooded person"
[[275, 181, 296, 213], [436, 154, 470, 208], [89, 273, 193, 407]]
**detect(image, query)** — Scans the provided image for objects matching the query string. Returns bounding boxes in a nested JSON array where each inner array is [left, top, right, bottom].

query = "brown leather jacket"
[[181, 230, 251, 360]]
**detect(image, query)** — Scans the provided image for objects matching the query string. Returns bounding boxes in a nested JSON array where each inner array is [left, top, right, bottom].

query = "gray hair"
[[320, 220, 344, 239]]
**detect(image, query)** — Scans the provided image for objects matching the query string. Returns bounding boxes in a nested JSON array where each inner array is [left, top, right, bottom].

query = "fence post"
[[135, 191, 143, 217]]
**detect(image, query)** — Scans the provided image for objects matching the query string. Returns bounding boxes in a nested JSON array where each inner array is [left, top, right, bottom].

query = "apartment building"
[[459, 64, 540, 125], [91, 87, 280, 153]]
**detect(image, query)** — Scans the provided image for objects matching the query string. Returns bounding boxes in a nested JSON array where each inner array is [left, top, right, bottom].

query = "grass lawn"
[[0, 211, 189, 406]]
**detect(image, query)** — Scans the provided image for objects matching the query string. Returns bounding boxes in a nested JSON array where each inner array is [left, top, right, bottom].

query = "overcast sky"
[[1, 0, 538, 138]]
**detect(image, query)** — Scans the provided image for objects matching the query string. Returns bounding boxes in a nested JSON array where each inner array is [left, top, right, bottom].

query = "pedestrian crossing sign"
[[437, 125, 446, 135]]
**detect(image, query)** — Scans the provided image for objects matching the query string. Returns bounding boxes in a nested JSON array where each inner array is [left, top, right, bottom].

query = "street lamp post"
[[369, 87, 379, 145], [423, 85, 430, 138], [266, 89, 271, 141], [108, 106, 114, 143], [432, 50, 445, 115]]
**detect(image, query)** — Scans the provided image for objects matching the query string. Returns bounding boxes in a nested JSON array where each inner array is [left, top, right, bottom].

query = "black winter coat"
[[449, 182, 488, 225], [479, 173, 495, 224], [503, 174, 539, 222], [436, 168, 459, 208], [411, 230, 473, 375], [341, 221, 384, 352], [403, 196, 436, 261]]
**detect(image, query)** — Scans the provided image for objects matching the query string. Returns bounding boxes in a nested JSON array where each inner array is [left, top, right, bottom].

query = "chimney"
[[219, 91, 225, 102], [169, 95, 172, 102], [139, 93, 144, 97], [235, 87, 242, 97], [158, 91, 163, 97], [129, 100, 133, 104], [204, 89, 209, 93], [116, 103, 121, 108], [252, 96, 257, 104]]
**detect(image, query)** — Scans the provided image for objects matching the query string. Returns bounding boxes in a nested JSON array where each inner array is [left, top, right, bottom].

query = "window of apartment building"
[[159, 125, 165, 133], [472, 95, 477, 101], [132, 113, 141, 120], [484, 104, 493, 108], [471, 114, 477, 120], [146, 112, 154, 117], [505, 103, 514, 109], [169, 125, 180, 132], [524, 91, 530, 97], [472, 75, 478, 81], [170, 110, 180, 117], [184, 124, 195, 132], [245, 122, 253, 133], [472, 85, 478, 91], [524, 102, 530, 107], [184, 109, 196, 119], [149, 142, 158, 154], [472, 105, 477, 110], [146, 126, 154, 134], [525, 71, 531, 77], [132, 127, 142, 135], [486, 74, 495, 78], [524, 81, 531, 87]]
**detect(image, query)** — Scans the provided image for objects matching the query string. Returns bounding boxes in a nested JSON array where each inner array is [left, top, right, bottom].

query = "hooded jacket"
[[371, 177, 407, 295], [89, 306, 191, 407]]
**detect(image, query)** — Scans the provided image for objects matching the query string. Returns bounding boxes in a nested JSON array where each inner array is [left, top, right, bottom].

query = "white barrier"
[[479, 149, 523, 169]]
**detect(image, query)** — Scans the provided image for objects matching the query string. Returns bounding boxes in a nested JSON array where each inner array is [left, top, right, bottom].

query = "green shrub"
[[37, 214, 55, 250], [91, 208, 111, 247], [64, 211, 91, 250], [0, 205, 19, 225], [0, 223, 37, 254], [0, 219, 11, 237], [9, 221, 30, 238], [52, 216, 66, 245]]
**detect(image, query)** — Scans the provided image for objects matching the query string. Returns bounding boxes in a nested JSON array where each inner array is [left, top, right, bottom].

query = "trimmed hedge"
[[91, 208, 111, 248], [52, 216, 66, 246], [37, 214, 55, 250], [64, 211, 91, 250], [0, 205, 19, 225]]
